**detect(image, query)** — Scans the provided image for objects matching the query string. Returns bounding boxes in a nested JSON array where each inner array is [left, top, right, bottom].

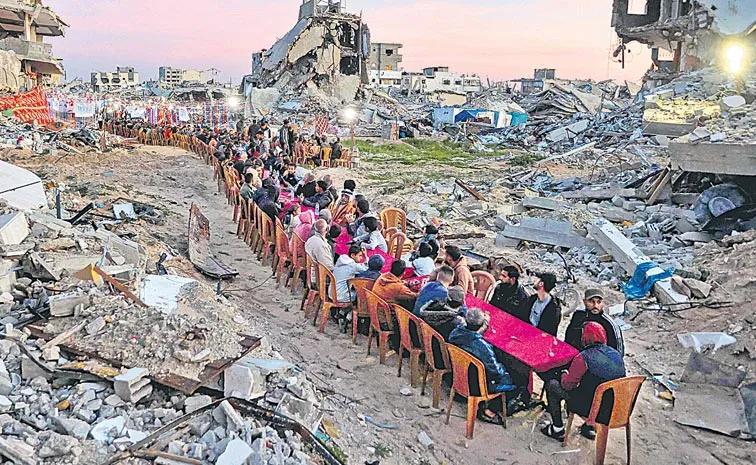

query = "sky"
[[44, 0, 651, 84]]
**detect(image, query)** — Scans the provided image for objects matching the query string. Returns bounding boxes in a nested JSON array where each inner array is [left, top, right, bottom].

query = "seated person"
[[353, 217, 388, 253], [565, 289, 624, 356], [283, 204, 302, 237], [258, 184, 280, 220], [417, 224, 441, 259], [541, 322, 626, 441], [291, 210, 316, 257], [333, 244, 368, 304], [295, 172, 316, 198], [332, 186, 356, 225], [346, 197, 377, 237], [373, 260, 417, 310], [449, 308, 525, 424], [301, 181, 332, 211], [411, 243, 436, 277], [326, 224, 342, 260], [280, 161, 299, 189], [489, 265, 529, 316], [304, 220, 334, 271], [419, 285, 467, 341], [252, 177, 276, 204], [357, 255, 385, 281], [239, 173, 256, 201], [517, 272, 561, 337], [444, 245, 475, 295], [413, 265, 455, 316], [322, 175, 340, 204]]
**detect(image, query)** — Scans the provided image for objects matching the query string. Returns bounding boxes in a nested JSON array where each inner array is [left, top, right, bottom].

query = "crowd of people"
[[104, 115, 629, 444]]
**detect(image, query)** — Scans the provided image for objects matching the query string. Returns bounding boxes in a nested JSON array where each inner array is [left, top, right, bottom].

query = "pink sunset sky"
[[45, 0, 651, 84]]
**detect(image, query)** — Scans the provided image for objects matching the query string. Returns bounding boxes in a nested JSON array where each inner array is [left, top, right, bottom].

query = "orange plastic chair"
[[387, 231, 408, 260], [245, 201, 259, 247], [333, 148, 351, 168], [420, 322, 452, 409], [347, 278, 375, 344], [250, 204, 264, 253], [364, 289, 396, 364], [445, 345, 506, 439], [273, 222, 292, 288], [393, 305, 425, 387], [321, 147, 333, 168], [563, 376, 645, 465], [290, 234, 307, 293], [383, 226, 398, 241], [300, 253, 321, 317], [258, 213, 276, 265], [471, 271, 496, 302], [314, 264, 351, 333], [380, 207, 407, 234], [236, 196, 250, 239]]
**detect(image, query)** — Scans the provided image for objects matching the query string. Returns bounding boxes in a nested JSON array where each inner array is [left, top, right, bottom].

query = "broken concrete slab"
[[0, 436, 35, 465], [184, 394, 213, 414], [501, 217, 601, 250], [670, 142, 756, 176], [224, 361, 267, 401], [720, 95, 746, 112], [85, 316, 106, 335], [216, 438, 253, 465], [674, 384, 748, 438], [0, 212, 29, 246], [48, 292, 90, 317], [0, 160, 46, 211], [218, 400, 244, 431], [546, 119, 589, 142], [139, 275, 199, 314], [683, 278, 712, 299]]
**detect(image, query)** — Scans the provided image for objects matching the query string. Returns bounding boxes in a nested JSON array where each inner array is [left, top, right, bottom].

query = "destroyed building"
[[247, 0, 370, 103], [612, 0, 756, 73], [0, 0, 67, 89]]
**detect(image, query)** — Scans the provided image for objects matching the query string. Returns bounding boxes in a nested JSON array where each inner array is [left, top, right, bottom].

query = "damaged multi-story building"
[[247, 0, 370, 102], [612, 0, 756, 74], [0, 0, 67, 89]]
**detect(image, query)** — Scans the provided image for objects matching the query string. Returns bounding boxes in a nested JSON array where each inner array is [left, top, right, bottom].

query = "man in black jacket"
[[565, 289, 624, 356], [517, 272, 560, 336], [490, 265, 529, 317]]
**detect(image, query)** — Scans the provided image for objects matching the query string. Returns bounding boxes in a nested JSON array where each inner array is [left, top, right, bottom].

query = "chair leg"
[[397, 348, 404, 378], [409, 351, 421, 388], [445, 388, 455, 425], [352, 314, 359, 345], [500, 394, 507, 429], [432, 372, 442, 409], [367, 328, 374, 356], [421, 365, 429, 396], [626, 422, 632, 464], [466, 398, 478, 439], [595, 424, 609, 465], [378, 334, 387, 364], [563, 413, 575, 446], [318, 303, 331, 333]]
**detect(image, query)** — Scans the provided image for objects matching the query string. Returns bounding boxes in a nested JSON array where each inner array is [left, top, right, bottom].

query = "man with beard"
[[489, 265, 529, 316]]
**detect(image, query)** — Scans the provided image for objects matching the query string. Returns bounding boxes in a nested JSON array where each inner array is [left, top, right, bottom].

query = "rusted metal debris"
[[454, 178, 487, 202], [92, 265, 147, 307], [188, 203, 238, 279]]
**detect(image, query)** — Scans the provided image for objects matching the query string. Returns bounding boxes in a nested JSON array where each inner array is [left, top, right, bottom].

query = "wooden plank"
[[42, 320, 86, 350], [645, 168, 671, 206], [587, 219, 688, 305], [0, 437, 35, 465], [670, 142, 756, 176]]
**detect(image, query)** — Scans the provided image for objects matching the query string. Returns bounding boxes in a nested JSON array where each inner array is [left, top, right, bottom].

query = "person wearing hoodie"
[[444, 245, 474, 295], [419, 285, 468, 340], [333, 244, 368, 304], [301, 181, 332, 211], [291, 210, 315, 258], [489, 265, 529, 317], [541, 322, 626, 442], [448, 308, 524, 424], [373, 260, 417, 309], [353, 217, 388, 253], [565, 288, 624, 356], [357, 255, 385, 280], [413, 265, 455, 316]]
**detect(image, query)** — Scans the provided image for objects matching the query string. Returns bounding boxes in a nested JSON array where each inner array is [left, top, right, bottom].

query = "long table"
[[465, 294, 578, 373]]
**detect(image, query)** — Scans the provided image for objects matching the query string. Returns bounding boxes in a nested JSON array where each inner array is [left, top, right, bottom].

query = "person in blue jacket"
[[448, 308, 526, 424]]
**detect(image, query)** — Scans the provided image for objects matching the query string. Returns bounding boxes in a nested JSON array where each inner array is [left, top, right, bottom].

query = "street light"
[[226, 96, 241, 109], [726, 44, 745, 74], [342, 106, 359, 149]]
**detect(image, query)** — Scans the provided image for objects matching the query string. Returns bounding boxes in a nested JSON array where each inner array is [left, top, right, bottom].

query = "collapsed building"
[[244, 0, 370, 105], [612, 0, 756, 75]]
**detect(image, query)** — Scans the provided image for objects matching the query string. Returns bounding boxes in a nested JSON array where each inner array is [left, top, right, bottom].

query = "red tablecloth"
[[465, 294, 578, 373], [334, 229, 397, 273], [279, 190, 315, 216]]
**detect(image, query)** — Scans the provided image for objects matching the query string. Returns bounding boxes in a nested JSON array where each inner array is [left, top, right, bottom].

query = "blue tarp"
[[622, 261, 674, 299]]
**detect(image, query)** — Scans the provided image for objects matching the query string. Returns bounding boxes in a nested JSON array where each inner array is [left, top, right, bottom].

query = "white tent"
[[0, 160, 47, 210]]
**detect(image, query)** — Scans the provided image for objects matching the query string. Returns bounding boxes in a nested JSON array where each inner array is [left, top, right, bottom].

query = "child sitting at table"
[[410, 242, 436, 277], [352, 216, 388, 253]]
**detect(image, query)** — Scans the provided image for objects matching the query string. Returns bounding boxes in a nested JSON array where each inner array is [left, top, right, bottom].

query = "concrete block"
[[546, 119, 589, 143], [184, 394, 212, 414], [42, 346, 60, 362], [495, 233, 520, 249], [85, 316, 105, 335], [114, 368, 149, 402], [25, 212, 75, 236], [20, 356, 51, 380], [720, 95, 746, 111], [223, 363, 266, 400], [218, 400, 244, 430], [0, 260, 14, 293], [48, 292, 89, 317], [0, 360, 13, 395], [683, 278, 712, 299], [216, 439, 253, 465], [0, 213, 29, 246]]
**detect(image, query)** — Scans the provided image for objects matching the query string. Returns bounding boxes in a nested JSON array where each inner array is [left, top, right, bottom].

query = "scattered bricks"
[[85, 316, 106, 335], [218, 400, 244, 431], [0, 212, 30, 246], [113, 368, 151, 403], [184, 394, 213, 414], [683, 278, 712, 299], [48, 292, 90, 317]]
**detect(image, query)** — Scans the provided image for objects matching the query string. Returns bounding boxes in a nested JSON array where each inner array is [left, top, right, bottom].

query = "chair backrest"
[[587, 376, 645, 428], [447, 345, 490, 399], [291, 234, 306, 267], [261, 211, 274, 242], [380, 207, 407, 233], [321, 147, 332, 161], [310, 146, 321, 155], [305, 253, 319, 289], [393, 305, 424, 351], [317, 263, 338, 304], [421, 322, 451, 372], [364, 289, 393, 332], [347, 278, 375, 315], [387, 231, 407, 260], [384, 227, 398, 241], [471, 271, 496, 301], [275, 223, 290, 259]]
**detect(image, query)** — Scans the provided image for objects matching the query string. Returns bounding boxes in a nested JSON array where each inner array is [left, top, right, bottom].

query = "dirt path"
[[10, 145, 752, 465]]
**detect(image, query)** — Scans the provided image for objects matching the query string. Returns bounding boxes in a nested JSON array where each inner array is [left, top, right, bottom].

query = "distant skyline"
[[45, 0, 651, 84]]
